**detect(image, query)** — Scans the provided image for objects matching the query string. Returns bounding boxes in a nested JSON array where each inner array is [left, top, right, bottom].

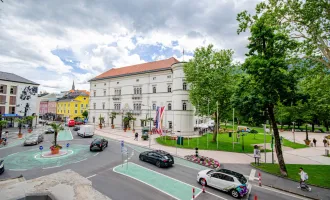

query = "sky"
[[0, 0, 260, 93]]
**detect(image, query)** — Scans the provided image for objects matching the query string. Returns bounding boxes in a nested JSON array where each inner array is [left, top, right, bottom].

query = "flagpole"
[[197, 103, 199, 147], [182, 49, 185, 62], [217, 101, 219, 149], [232, 108, 235, 150]]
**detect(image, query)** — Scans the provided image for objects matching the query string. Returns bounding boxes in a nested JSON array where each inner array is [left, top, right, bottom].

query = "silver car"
[[24, 134, 44, 146]]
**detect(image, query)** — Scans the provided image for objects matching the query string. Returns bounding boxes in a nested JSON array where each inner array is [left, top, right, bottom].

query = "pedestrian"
[[5, 131, 8, 140], [313, 138, 317, 147], [253, 145, 261, 165], [134, 132, 138, 141], [323, 138, 328, 147], [298, 167, 311, 191]]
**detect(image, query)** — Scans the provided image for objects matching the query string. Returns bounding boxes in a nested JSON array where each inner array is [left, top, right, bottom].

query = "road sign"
[[66, 143, 70, 148], [121, 140, 124, 147], [121, 147, 128, 154], [39, 146, 43, 151]]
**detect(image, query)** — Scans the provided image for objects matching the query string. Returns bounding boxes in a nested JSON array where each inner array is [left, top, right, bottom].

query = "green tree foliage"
[[0, 115, 7, 138], [82, 110, 88, 119], [14, 117, 26, 134], [50, 123, 64, 147], [183, 44, 238, 142], [238, 0, 330, 69], [237, 11, 299, 175]]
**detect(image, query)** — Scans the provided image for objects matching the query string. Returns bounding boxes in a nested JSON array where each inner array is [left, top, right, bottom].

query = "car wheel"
[[156, 161, 161, 168], [199, 178, 207, 186], [230, 189, 239, 198], [100, 146, 103, 151], [90, 148, 93, 152], [140, 156, 144, 161]]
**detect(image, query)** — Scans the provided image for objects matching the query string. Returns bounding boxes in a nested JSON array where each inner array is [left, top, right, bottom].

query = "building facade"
[[56, 95, 89, 121], [89, 57, 195, 135], [0, 71, 39, 127]]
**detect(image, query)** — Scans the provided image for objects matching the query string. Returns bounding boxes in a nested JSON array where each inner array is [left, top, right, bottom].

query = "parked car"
[[45, 128, 55, 134], [24, 133, 44, 146], [0, 159, 4, 175], [90, 138, 108, 151], [73, 126, 80, 131], [67, 120, 75, 127], [75, 121, 83, 125], [139, 150, 174, 168], [196, 168, 249, 198], [77, 125, 94, 138]]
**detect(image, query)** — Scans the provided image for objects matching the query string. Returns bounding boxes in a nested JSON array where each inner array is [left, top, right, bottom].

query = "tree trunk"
[[312, 123, 315, 132], [54, 132, 57, 146], [212, 112, 218, 142], [19, 125, 21, 134], [0, 125, 2, 138], [268, 104, 288, 176]]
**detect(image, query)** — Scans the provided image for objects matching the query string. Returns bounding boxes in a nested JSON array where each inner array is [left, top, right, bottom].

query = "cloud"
[[0, 0, 261, 92]]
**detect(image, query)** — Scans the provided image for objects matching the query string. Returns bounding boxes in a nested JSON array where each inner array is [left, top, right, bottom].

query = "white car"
[[197, 168, 250, 198]]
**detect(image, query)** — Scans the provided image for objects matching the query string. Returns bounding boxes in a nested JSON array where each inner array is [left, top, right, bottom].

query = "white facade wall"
[[89, 63, 195, 135]]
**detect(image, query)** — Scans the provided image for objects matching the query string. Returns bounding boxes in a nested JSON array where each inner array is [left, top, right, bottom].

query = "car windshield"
[[93, 140, 101, 144], [216, 169, 247, 184], [207, 170, 215, 175]]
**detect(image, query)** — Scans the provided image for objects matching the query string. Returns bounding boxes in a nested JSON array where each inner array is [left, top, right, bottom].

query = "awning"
[[2, 114, 22, 117]]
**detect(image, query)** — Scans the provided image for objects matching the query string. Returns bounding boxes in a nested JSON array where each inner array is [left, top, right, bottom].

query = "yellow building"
[[56, 95, 89, 120]]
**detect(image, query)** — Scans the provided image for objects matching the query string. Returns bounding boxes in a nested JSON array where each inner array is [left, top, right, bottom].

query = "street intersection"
[[0, 125, 319, 200]]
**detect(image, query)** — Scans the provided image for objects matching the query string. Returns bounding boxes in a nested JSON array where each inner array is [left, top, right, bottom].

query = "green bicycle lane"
[[113, 162, 202, 200], [57, 129, 73, 141]]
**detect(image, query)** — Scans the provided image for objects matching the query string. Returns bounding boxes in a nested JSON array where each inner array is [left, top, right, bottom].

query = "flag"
[[155, 106, 165, 135]]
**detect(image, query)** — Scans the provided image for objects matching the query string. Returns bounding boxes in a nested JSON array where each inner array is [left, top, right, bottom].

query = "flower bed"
[[184, 155, 220, 169]]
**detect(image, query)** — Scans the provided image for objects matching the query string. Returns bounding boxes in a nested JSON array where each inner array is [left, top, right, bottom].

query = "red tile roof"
[[93, 57, 179, 80]]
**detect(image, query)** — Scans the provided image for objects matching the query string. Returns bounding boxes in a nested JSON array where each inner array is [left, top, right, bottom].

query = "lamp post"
[[292, 121, 296, 143], [142, 104, 152, 149]]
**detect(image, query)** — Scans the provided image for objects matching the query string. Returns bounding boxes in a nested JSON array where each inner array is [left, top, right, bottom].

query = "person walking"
[[298, 167, 311, 191], [313, 138, 317, 147], [323, 138, 328, 147], [134, 132, 138, 141], [253, 145, 261, 165]]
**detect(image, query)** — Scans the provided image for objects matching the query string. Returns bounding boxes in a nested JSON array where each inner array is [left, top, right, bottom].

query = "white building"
[[89, 57, 195, 135], [0, 71, 39, 127]]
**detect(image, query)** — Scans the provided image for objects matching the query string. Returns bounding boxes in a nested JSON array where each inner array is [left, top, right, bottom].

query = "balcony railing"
[[132, 110, 142, 115], [132, 94, 142, 100], [112, 95, 121, 101]]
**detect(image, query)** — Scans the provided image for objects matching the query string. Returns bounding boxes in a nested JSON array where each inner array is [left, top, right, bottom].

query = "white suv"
[[197, 168, 250, 198]]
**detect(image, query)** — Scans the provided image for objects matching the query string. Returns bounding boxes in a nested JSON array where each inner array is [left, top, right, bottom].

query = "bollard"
[[195, 147, 199, 157], [258, 172, 262, 186], [192, 188, 195, 199], [254, 195, 258, 200], [202, 182, 206, 193]]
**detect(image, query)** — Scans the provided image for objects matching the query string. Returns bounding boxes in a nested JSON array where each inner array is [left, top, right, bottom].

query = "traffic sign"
[[66, 143, 70, 148], [121, 140, 124, 147], [121, 147, 128, 154], [39, 146, 43, 151]]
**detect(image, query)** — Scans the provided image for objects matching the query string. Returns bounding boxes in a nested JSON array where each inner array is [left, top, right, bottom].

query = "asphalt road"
[[0, 126, 311, 200]]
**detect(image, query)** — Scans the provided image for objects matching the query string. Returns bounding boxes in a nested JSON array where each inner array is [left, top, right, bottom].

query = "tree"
[[184, 44, 238, 142], [98, 115, 104, 125], [82, 110, 88, 119], [25, 116, 35, 129], [14, 118, 26, 134], [0, 115, 7, 138], [237, 13, 299, 176], [239, 0, 330, 69], [110, 112, 117, 126], [50, 123, 64, 147]]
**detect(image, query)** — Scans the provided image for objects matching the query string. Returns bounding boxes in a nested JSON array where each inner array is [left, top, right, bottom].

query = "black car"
[[90, 138, 108, 151], [45, 128, 54, 134], [139, 150, 174, 168], [0, 159, 4, 175], [73, 126, 80, 131]]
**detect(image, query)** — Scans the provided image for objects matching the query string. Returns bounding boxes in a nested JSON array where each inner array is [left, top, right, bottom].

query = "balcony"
[[112, 95, 121, 101], [132, 110, 142, 115], [132, 94, 142, 100]]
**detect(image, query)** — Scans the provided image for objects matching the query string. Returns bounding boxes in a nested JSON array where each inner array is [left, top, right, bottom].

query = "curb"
[[250, 164, 324, 200]]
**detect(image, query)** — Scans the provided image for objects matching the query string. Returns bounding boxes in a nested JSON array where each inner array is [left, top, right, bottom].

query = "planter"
[[111, 125, 114, 129], [28, 129, 32, 133], [184, 155, 220, 169], [99, 124, 102, 129], [304, 140, 311, 145], [51, 148, 60, 154], [18, 133, 23, 138], [132, 129, 135, 133], [124, 129, 127, 132], [148, 131, 152, 135], [128, 127, 131, 131]]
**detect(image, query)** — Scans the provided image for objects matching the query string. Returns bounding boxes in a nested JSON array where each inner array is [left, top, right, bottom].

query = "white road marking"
[[252, 184, 310, 200], [72, 158, 87, 163], [86, 174, 97, 179], [9, 169, 27, 171], [249, 169, 256, 181], [193, 190, 203, 200], [94, 153, 99, 156], [42, 166, 60, 169]]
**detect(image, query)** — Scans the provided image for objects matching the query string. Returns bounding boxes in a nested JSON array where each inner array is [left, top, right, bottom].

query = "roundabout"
[[3, 144, 95, 170]]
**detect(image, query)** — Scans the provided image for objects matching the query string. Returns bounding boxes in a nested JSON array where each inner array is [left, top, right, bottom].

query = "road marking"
[[252, 184, 310, 200], [205, 191, 228, 200], [42, 166, 60, 169], [86, 174, 97, 179], [9, 169, 27, 171], [72, 158, 87, 163], [113, 162, 202, 200], [93, 153, 99, 156], [194, 190, 203, 199], [249, 169, 256, 181]]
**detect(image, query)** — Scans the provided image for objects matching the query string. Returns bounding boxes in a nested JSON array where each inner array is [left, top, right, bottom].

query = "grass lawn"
[[156, 132, 307, 153], [251, 163, 330, 188]]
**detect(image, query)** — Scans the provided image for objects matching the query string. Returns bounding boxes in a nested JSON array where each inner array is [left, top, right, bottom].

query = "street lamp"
[[142, 104, 152, 149], [292, 121, 296, 143]]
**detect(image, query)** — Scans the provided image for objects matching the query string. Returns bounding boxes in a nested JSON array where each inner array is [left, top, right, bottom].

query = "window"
[[75, 110, 77, 114], [152, 86, 156, 93], [10, 86, 16, 95], [136, 79, 139, 82], [0, 106, 5, 115], [68, 110, 70, 113], [93, 103, 96, 109], [182, 102, 187, 110], [168, 103, 172, 110], [93, 117, 95, 123], [168, 121, 172, 129], [81, 104, 83, 107], [183, 82, 187, 90], [86, 104, 88, 108], [133, 103, 141, 110], [117, 82, 119, 84], [152, 103, 156, 110], [9, 96, 16, 105], [167, 85, 172, 93], [114, 103, 121, 110], [84, 98, 86, 100], [94, 84, 96, 87], [81, 110, 83, 113], [134, 87, 142, 94], [75, 104, 78, 107], [9, 106, 15, 114], [104, 90, 106, 96], [104, 83, 106, 86], [153, 77, 156, 80], [0, 85, 5, 94], [93, 90, 96, 97], [102, 102, 105, 110], [115, 89, 121, 95], [167, 75, 171, 78], [222, 175, 234, 182]]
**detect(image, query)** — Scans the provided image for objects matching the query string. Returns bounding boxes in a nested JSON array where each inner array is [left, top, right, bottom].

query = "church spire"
[[72, 80, 75, 90]]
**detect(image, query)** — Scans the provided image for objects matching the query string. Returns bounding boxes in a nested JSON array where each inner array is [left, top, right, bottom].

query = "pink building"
[[39, 101, 48, 115], [48, 101, 57, 113]]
